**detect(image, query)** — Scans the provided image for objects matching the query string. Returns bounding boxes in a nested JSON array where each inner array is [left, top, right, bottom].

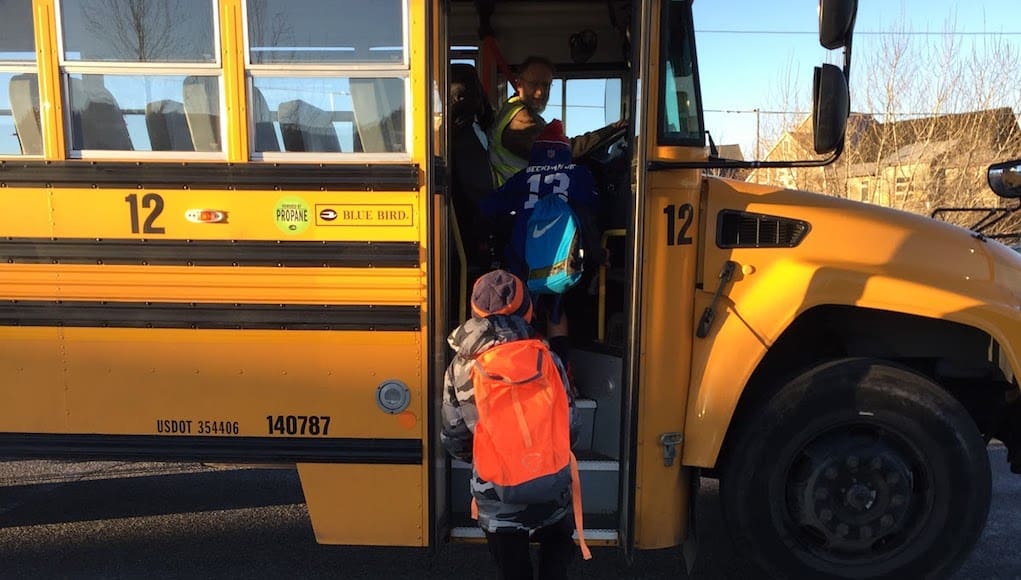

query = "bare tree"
[[247, 0, 294, 64], [80, 0, 187, 61], [757, 15, 1021, 238]]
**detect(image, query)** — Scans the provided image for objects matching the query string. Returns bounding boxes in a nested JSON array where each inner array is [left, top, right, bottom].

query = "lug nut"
[[880, 515, 895, 529]]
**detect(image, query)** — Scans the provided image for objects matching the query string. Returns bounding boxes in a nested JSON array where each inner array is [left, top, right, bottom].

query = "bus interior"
[[444, 0, 639, 540]]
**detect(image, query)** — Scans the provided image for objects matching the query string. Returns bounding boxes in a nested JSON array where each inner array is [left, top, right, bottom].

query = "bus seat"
[[68, 77, 133, 150], [277, 99, 341, 153], [145, 99, 194, 151], [8, 73, 42, 155], [251, 87, 280, 152], [182, 75, 221, 152], [350, 78, 404, 153]]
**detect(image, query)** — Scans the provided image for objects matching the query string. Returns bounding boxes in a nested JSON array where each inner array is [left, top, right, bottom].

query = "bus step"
[[450, 526, 618, 545], [452, 459, 618, 472]]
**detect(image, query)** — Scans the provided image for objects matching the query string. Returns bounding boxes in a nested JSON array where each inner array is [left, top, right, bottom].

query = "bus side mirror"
[[988, 160, 1021, 199], [819, 0, 857, 50], [812, 64, 849, 155]]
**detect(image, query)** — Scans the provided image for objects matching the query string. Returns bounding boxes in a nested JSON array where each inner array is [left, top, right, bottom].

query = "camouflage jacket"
[[440, 314, 576, 532]]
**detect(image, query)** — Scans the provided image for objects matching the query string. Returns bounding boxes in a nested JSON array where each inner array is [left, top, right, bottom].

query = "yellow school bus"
[[2, 0, 1019, 577]]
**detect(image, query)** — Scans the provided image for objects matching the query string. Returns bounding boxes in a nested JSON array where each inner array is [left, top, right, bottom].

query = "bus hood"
[[703, 177, 1021, 328]]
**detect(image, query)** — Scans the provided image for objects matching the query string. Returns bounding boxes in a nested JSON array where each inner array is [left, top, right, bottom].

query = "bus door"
[[441, 0, 640, 551], [0, 0, 435, 547], [627, 0, 702, 551]]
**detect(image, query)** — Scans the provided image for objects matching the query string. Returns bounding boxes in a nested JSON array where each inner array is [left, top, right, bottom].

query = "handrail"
[[449, 204, 469, 324], [597, 228, 627, 342]]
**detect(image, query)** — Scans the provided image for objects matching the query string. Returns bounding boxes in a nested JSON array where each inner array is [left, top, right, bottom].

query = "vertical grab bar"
[[597, 229, 627, 342], [449, 204, 469, 324]]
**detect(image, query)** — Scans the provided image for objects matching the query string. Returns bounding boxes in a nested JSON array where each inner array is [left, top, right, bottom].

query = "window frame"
[[0, 2, 41, 157], [54, 0, 225, 160], [242, 0, 412, 162]]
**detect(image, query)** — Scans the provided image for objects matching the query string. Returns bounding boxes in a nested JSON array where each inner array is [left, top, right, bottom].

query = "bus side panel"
[[0, 327, 66, 431], [60, 329, 422, 439], [298, 463, 424, 546], [46, 188, 421, 243]]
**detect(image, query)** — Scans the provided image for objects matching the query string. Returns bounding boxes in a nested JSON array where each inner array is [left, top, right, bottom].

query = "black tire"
[[720, 358, 991, 579]]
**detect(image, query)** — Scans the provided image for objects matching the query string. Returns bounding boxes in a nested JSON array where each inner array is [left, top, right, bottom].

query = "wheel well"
[[713, 305, 1013, 475]]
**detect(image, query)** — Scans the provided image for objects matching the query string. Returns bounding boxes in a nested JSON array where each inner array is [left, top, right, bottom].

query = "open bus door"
[[441, 0, 644, 554]]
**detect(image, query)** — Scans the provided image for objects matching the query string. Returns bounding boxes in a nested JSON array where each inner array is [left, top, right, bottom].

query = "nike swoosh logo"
[[532, 215, 563, 238]]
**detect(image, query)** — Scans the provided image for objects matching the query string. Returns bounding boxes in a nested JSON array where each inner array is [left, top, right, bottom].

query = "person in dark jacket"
[[480, 120, 605, 363], [441, 269, 579, 580], [449, 63, 496, 273]]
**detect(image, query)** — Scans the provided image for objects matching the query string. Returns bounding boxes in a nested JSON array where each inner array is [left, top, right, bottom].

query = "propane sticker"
[[274, 196, 311, 234]]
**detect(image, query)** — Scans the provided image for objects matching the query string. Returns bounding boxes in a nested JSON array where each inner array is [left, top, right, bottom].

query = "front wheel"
[[720, 358, 991, 579]]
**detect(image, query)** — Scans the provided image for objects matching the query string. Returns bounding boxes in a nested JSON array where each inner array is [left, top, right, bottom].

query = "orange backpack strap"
[[570, 452, 592, 560]]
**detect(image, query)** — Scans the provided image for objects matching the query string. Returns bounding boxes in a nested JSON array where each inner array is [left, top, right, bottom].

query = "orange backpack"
[[470, 338, 591, 559]]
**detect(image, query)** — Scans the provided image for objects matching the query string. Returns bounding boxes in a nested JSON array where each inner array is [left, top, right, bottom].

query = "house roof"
[[852, 108, 1020, 164], [763, 107, 1021, 166], [716, 144, 744, 161]]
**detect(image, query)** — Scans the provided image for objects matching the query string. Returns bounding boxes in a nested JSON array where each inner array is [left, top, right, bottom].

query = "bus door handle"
[[696, 260, 737, 339], [660, 431, 684, 467]]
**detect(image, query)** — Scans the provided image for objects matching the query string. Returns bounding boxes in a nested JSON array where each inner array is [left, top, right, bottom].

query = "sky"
[[692, 0, 1021, 159]]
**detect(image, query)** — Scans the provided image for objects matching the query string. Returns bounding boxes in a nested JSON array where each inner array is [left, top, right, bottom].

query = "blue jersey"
[[481, 140, 599, 279]]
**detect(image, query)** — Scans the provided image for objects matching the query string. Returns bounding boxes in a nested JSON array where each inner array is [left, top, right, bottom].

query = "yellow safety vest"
[[488, 96, 529, 188]]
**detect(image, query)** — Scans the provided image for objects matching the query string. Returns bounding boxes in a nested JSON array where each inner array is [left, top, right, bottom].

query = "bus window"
[[565, 78, 623, 136], [0, 0, 38, 156], [245, 0, 409, 158], [250, 76, 406, 154], [246, 0, 404, 65], [58, 0, 221, 155], [60, 0, 215, 63], [503, 76, 624, 137], [64, 73, 224, 153], [658, 0, 703, 146]]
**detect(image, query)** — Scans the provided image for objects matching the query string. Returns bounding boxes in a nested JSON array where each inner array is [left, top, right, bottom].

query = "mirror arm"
[[648, 140, 844, 172], [843, 38, 854, 81]]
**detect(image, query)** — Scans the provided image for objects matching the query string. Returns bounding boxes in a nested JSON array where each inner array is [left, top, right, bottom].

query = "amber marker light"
[[185, 209, 228, 224]]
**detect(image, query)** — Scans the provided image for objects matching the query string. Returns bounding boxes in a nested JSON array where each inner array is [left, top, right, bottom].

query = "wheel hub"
[[788, 432, 922, 560], [845, 482, 875, 512]]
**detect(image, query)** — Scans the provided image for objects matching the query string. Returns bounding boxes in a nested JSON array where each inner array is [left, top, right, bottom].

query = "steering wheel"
[[578, 125, 629, 165]]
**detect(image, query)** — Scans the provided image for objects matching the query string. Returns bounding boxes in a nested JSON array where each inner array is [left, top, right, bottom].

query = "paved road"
[[0, 444, 1016, 579]]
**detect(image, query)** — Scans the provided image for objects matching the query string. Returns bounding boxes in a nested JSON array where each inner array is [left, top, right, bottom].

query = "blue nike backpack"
[[524, 193, 583, 294]]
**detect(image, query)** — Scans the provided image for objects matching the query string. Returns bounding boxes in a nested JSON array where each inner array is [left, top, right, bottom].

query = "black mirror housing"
[[812, 64, 849, 155], [988, 160, 1021, 199], [819, 0, 858, 50]]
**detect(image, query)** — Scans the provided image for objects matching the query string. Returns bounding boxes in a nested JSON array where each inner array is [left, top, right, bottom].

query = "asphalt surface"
[[0, 444, 1016, 579]]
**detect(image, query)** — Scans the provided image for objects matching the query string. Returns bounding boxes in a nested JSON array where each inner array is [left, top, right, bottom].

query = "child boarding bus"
[[1, 0, 1019, 577]]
